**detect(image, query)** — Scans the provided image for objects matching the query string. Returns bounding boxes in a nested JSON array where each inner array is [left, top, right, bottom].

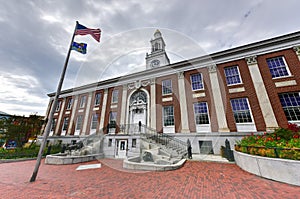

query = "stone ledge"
[[234, 150, 300, 186], [123, 157, 186, 171], [45, 153, 104, 165]]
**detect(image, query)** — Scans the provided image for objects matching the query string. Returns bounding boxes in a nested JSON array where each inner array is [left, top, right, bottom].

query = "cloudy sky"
[[1, 0, 300, 116]]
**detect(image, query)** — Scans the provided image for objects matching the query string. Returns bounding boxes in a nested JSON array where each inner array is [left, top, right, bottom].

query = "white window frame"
[[163, 106, 175, 127], [266, 56, 291, 79], [62, 117, 69, 131], [224, 65, 243, 86], [91, 113, 98, 129], [190, 73, 204, 91], [66, 98, 73, 110], [55, 101, 61, 112], [94, 93, 101, 106], [279, 92, 300, 123], [79, 96, 87, 108], [111, 90, 119, 104], [162, 79, 172, 95], [75, 115, 83, 131]]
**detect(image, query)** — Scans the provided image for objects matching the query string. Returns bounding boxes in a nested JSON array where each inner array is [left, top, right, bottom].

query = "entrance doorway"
[[116, 140, 127, 158], [128, 90, 148, 133]]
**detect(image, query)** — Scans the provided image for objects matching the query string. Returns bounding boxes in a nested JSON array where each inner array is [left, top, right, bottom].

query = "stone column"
[[55, 98, 66, 135], [177, 72, 190, 133], [68, 95, 79, 135], [82, 92, 93, 135], [208, 65, 230, 132], [246, 56, 278, 131], [293, 46, 300, 62], [150, 78, 156, 129], [120, 84, 128, 125], [99, 89, 108, 130]]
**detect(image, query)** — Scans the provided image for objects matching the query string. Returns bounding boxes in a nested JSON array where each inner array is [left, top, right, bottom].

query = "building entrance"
[[115, 139, 127, 158], [129, 90, 147, 126]]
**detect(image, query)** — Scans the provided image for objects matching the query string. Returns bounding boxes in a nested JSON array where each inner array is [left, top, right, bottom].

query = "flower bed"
[[235, 124, 300, 160]]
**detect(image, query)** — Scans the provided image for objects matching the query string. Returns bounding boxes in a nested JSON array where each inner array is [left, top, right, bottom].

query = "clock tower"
[[146, 29, 170, 69]]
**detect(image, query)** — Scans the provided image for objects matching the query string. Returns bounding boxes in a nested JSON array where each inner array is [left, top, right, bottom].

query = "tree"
[[0, 114, 45, 148]]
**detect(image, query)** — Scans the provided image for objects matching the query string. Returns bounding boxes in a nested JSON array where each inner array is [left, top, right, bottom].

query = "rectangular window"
[[91, 113, 98, 129], [193, 102, 209, 124], [94, 93, 101, 106], [163, 106, 174, 126], [190, 73, 204, 90], [230, 98, 253, 123], [109, 112, 117, 127], [55, 101, 61, 112], [279, 92, 300, 121], [79, 96, 87, 108], [76, 115, 83, 130], [51, 118, 57, 131], [162, 79, 172, 95], [266, 56, 290, 78], [62, 117, 69, 131], [108, 139, 112, 147], [132, 139, 137, 148], [224, 66, 242, 85], [66, 98, 73, 110], [112, 90, 119, 103]]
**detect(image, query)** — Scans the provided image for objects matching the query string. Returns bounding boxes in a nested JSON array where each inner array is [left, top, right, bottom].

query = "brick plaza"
[[0, 159, 299, 198]]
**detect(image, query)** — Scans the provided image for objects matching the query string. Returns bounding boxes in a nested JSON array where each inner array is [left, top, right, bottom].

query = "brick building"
[[45, 30, 300, 157]]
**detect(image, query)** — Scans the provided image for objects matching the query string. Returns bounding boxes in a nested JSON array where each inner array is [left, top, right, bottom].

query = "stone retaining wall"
[[234, 150, 300, 186]]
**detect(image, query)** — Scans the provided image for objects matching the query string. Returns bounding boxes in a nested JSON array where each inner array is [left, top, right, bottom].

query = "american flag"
[[75, 23, 101, 42]]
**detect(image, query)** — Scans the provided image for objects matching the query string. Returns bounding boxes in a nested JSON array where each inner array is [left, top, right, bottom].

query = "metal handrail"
[[140, 124, 187, 155]]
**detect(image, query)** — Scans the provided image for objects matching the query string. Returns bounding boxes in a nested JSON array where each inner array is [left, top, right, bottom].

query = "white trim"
[[190, 73, 204, 91]]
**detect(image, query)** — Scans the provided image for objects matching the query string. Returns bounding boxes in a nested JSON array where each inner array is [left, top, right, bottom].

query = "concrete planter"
[[234, 150, 300, 186], [45, 153, 104, 165]]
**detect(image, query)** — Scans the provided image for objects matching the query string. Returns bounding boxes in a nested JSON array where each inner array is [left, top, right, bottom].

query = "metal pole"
[[30, 21, 78, 182]]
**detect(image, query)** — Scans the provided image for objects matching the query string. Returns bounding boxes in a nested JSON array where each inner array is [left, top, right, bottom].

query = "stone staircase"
[[140, 125, 187, 159]]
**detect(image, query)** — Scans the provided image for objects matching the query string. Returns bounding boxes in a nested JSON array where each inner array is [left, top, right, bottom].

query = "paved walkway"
[[0, 158, 299, 199]]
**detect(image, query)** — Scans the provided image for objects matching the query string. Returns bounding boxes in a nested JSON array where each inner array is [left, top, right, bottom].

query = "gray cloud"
[[0, 0, 300, 116]]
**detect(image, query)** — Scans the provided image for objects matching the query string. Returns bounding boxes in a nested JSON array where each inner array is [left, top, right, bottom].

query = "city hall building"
[[45, 30, 300, 158]]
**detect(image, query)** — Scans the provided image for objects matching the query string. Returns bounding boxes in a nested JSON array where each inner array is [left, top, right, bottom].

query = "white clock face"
[[151, 59, 160, 67]]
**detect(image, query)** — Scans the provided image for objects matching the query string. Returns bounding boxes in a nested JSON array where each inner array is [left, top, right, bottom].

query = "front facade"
[[45, 30, 300, 157]]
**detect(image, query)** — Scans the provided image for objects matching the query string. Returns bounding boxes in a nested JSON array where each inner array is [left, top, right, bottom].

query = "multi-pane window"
[[91, 113, 98, 129], [224, 66, 242, 85], [266, 57, 290, 78], [193, 102, 209, 124], [230, 98, 253, 123], [76, 115, 83, 130], [55, 101, 61, 112], [79, 96, 87, 108], [279, 92, 300, 121], [94, 93, 101, 106], [51, 118, 57, 131], [162, 79, 172, 95], [163, 106, 174, 126], [66, 98, 73, 110], [62, 117, 69, 131], [190, 73, 204, 90], [109, 112, 117, 127], [112, 90, 119, 103]]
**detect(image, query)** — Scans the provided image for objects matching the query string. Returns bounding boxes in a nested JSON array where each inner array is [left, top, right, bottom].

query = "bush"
[[0, 143, 63, 159], [235, 124, 300, 160]]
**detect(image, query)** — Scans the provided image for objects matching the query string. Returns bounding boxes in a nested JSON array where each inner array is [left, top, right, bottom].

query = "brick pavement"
[[0, 159, 299, 199]]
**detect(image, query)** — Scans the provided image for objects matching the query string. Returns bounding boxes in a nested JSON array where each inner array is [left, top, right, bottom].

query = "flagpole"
[[30, 21, 78, 182]]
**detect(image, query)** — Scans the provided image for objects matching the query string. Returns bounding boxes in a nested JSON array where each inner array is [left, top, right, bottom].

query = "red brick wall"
[[184, 68, 219, 132], [156, 74, 181, 133], [257, 48, 300, 128], [217, 59, 266, 132]]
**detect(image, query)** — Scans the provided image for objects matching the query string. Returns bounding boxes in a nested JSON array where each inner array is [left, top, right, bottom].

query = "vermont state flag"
[[71, 42, 87, 54]]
